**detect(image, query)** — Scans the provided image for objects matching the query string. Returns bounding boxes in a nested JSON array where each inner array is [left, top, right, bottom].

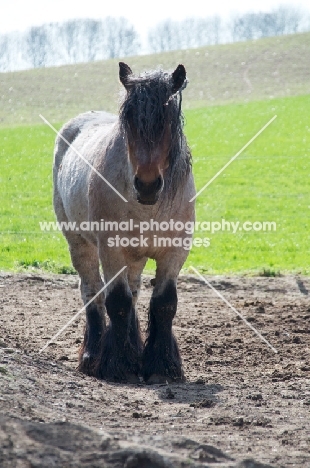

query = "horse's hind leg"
[[64, 231, 106, 376], [142, 253, 186, 384]]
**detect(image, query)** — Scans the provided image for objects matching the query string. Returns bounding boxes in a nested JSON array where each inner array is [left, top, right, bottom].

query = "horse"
[[53, 62, 195, 384]]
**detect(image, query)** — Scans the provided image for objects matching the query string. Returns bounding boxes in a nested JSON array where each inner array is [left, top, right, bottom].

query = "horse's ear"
[[119, 62, 133, 89], [171, 64, 186, 94]]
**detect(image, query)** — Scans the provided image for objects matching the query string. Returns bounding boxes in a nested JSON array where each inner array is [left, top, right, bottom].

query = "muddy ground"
[[0, 272, 309, 467]]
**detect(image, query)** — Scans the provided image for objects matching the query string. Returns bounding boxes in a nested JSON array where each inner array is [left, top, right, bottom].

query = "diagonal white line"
[[39, 114, 128, 203], [190, 266, 278, 353], [189, 115, 277, 202], [39, 265, 127, 354]]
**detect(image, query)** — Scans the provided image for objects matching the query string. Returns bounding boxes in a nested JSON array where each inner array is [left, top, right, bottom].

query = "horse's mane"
[[119, 69, 192, 200]]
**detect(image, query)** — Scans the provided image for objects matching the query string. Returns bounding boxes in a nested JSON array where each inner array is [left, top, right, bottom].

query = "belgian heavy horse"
[[53, 62, 195, 383]]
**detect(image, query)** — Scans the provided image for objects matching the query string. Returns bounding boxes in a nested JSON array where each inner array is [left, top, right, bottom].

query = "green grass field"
[[1, 94, 309, 274]]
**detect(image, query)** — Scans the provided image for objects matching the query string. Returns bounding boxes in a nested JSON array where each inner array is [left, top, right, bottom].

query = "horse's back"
[[53, 111, 117, 234], [54, 111, 117, 169]]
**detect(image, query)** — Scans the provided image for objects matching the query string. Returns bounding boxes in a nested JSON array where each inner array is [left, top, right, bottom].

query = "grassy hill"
[[0, 32, 310, 127]]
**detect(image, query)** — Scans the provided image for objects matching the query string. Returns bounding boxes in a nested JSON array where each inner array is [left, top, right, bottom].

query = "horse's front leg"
[[142, 253, 186, 384], [62, 231, 106, 377], [96, 253, 143, 382]]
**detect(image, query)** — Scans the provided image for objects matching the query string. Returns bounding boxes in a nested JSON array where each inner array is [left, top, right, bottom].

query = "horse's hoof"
[[125, 373, 141, 384], [145, 374, 185, 385], [78, 352, 97, 376], [102, 372, 140, 384]]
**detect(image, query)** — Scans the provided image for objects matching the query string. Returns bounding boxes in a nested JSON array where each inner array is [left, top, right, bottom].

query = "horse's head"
[[119, 62, 187, 205]]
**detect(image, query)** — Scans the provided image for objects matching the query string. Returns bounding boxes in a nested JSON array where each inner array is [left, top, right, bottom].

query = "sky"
[[1, 0, 309, 38]]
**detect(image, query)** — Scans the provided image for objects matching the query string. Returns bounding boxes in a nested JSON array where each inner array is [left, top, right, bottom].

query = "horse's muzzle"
[[134, 175, 164, 205]]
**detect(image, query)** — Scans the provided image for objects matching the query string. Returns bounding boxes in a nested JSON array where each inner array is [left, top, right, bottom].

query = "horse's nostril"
[[156, 176, 163, 191], [134, 176, 143, 192], [133, 176, 163, 192], [134, 175, 163, 198]]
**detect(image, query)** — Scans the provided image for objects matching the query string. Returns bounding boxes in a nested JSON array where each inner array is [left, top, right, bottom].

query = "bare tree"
[[195, 16, 222, 46], [256, 13, 277, 38], [25, 25, 49, 68], [148, 16, 223, 52], [272, 5, 303, 35], [230, 6, 305, 42], [82, 19, 103, 61], [148, 19, 179, 53], [0, 34, 9, 71], [180, 18, 198, 49], [231, 13, 257, 41], [102, 17, 140, 58], [57, 19, 84, 64]]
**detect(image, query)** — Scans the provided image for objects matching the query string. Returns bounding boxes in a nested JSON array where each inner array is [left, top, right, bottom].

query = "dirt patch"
[[0, 273, 309, 467]]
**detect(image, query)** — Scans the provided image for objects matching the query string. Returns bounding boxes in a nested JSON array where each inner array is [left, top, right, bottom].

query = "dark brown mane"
[[119, 69, 192, 200]]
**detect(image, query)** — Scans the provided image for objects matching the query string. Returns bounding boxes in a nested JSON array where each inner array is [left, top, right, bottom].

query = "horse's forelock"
[[120, 70, 177, 145]]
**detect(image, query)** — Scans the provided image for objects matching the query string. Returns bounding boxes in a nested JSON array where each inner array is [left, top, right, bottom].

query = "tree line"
[[0, 6, 309, 72]]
